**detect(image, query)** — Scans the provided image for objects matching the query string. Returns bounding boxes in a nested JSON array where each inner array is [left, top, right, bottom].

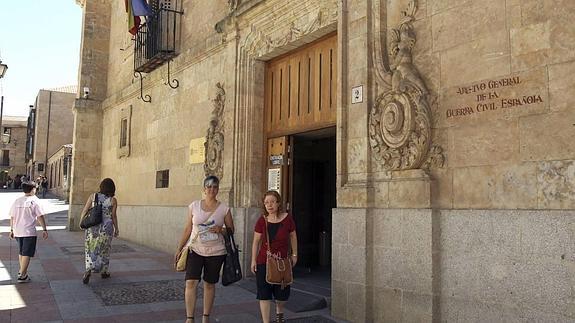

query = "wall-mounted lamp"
[[0, 60, 7, 79]]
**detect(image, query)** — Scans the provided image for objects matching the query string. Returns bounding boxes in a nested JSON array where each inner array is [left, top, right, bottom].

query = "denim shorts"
[[16, 236, 37, 257]]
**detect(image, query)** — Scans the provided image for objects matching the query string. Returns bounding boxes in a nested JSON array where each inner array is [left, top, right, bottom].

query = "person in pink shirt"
[[8, 181, 49, 283]]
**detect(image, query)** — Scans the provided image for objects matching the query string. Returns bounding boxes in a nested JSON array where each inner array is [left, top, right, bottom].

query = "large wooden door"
[[264, 34, 337, 137], [264, 34, 337, 210]]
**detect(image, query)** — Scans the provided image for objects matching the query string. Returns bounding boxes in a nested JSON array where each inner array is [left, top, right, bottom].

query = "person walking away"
[[8, 181, 49, 283], [251, 190, 298, 323], [174, 175, 235, 323], [41, 176, 48, 198], [81, 178, 119, 284]]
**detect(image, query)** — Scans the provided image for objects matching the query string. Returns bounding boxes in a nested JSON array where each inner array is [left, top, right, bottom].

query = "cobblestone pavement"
[[0, 191, 347, 323]]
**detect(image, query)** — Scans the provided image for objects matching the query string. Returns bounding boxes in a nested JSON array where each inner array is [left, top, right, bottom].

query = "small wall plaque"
[[270, 154, 284, 166], [352, 85, 363, 104], [189, 137, 206, 164]]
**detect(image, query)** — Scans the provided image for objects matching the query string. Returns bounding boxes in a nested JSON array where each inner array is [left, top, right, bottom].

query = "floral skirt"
[[85, 219, 114, 273]]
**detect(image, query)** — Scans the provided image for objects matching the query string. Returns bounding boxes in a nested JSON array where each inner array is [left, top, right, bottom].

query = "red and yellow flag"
[[125, 0, 141, 35]]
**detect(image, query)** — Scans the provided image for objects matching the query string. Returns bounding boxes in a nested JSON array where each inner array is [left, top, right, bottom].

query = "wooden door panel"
[[264, 33, 337, 137]]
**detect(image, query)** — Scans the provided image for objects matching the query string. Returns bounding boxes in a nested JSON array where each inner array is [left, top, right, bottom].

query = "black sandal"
[[186, 316, 194, 322], [276, 312, 285, 323], [202, 314, 209, 322]]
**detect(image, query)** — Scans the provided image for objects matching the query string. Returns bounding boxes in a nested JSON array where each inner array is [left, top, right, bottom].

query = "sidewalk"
[[0, 194, 346, 323]]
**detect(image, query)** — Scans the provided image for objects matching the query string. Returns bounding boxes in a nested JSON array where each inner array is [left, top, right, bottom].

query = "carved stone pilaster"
[[370, 0, 445, 170], [204, 83, 225, 180]]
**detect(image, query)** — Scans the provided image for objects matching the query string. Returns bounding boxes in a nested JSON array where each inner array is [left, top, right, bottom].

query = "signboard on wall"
[[267, 168, 281, 194], [270, 154, 284, 165], [189, 137, 206, 164]]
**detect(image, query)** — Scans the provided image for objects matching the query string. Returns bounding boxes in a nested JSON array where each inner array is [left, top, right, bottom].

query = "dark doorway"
[[291, 127, 336, 278]]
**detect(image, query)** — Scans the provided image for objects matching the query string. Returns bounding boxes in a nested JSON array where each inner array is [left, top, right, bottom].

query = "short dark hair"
[[203, 175, 220, 188], [99, 178, 116, 197], [22, 181, 37, 193]]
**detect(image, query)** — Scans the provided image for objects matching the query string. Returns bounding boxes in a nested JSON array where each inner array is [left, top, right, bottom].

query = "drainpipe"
[[45, 91, 52, 180]]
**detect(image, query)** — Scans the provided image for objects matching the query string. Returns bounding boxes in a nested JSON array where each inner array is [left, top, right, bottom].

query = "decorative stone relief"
[[244, 9, 332, 58], [370, 0, 445, 170], [228, 0, 240, 13], [204, 83, 225, 179]]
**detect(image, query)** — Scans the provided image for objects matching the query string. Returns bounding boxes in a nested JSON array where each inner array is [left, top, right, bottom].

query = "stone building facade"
[[0, 116, 27, 186], [26, 87, 76, 181], [47, 144, 73, 200], [70, 0, 575, 322]]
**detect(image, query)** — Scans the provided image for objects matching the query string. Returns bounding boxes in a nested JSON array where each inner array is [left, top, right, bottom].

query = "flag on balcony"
[[132, 0, 152, 16], [125, 0, 140, 35], [125, 0, 151, 35]]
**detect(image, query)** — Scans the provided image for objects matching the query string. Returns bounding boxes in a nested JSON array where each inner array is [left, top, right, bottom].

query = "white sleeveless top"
[[187, 200, 229, 256]]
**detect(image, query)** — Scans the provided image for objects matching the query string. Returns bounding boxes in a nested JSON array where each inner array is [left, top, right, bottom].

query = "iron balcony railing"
[[134, 7, 182, 73]]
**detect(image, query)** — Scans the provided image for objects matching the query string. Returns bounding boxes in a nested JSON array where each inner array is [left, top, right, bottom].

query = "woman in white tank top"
[[175, 176, 235, 323]]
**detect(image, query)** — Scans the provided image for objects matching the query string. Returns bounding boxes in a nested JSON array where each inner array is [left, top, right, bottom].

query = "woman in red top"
[[251, 190, 298, 323]]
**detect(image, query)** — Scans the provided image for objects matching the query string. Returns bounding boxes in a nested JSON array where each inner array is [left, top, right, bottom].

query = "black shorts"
[[256, 264, 291, 301], [185, 251, 226, 284], [16, 236, 37, 257]]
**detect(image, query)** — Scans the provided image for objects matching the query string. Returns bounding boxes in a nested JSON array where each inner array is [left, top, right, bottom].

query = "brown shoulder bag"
[[264, 216, 293, 289]]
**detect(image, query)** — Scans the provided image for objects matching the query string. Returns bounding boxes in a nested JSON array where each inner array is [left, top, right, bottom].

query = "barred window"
[[156, 170, 169, 188]]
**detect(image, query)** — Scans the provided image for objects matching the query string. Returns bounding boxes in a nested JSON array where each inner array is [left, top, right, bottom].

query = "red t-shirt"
[[254, 214, 296, 265]]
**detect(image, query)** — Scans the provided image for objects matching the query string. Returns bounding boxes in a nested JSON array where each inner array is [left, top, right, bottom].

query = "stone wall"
[[72, 0, 575, 322], [68, 0, 111, 229], [331, 0, 575, 321], [0, 119, 27, 181], [437, 209, 574, 322], [333, 208, 575, 322], [47, 145, 72, 200], [30, 90, 75, 177]]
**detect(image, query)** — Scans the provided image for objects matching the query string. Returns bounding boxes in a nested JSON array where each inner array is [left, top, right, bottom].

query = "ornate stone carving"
[[244, 10, 325, 58], [370, 0, 445, 170], [228, 0, 240, 13], [204, 83, 225, 179]]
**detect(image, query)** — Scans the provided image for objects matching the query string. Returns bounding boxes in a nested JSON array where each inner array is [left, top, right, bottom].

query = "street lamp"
[[0, 60, 8, 145], [0, 60, 7, 78]]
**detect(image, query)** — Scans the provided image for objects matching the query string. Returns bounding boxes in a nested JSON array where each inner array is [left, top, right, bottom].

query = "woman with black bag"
[[174, 175, 235, 323], [251, 190, 298, 323], [80, 178, 119, 284]]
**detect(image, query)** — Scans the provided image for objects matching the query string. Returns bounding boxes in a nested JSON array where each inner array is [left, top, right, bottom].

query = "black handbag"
[[80, 193, 103, 229], [222, 229, 243, 286]]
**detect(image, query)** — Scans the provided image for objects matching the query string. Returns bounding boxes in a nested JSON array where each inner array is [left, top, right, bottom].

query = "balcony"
[[134, 7, 182, 73]]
